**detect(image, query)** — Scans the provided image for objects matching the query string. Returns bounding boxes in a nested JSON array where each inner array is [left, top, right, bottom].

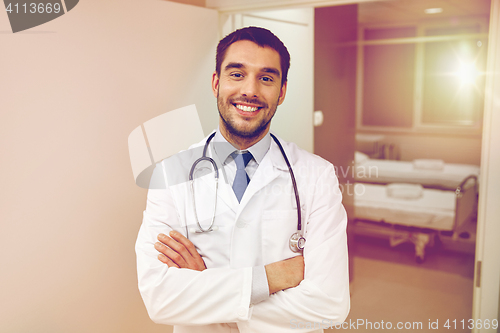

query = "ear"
[[211, 71, 219, 98], [277, 81, 287, 105]]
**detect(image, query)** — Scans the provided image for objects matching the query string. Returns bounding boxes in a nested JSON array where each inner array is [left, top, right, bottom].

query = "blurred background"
[[1, 0, 499, 332]]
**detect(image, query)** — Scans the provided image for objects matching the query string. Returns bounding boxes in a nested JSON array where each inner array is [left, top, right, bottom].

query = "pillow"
[[355, 151, 370, 164], [413, 159, 445, 171]]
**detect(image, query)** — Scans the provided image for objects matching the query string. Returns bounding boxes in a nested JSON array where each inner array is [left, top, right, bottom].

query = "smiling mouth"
[[234, 104, 261, 112]]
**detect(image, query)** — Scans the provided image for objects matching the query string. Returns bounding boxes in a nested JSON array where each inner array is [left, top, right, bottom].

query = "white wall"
[[473, 0, 500, 328], [0, 1, 218, 332], [220, 8, 315, 152]]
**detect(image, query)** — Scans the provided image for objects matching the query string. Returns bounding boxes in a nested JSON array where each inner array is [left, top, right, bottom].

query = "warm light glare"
[[456, 62, 479, 85], [425, 8, 443, 14]]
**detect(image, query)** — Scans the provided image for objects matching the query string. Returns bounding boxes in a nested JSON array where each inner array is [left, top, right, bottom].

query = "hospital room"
[[1, 0, 499, 332]]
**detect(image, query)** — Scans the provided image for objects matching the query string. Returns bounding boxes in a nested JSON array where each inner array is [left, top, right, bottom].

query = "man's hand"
[[265, 255, 304, 294], [155, 231, 206, 271], [155, 231, 303, 292]]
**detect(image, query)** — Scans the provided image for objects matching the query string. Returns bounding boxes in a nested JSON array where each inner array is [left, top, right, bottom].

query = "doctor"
[[136, 27, 350, 332]]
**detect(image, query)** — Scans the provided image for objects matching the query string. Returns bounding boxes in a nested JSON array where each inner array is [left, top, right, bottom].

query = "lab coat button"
[[236, 219, 248, 228], [237, 307, 247, 318]]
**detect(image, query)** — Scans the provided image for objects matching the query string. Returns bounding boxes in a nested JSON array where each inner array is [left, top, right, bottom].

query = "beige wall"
[[0, 1, 218, 332]]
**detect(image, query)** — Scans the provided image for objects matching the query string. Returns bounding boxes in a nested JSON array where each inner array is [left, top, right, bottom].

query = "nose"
[[240, 76, 259, 98]]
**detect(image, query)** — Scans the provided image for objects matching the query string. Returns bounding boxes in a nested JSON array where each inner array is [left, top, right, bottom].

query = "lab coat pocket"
[[261, 209, 300, 265]]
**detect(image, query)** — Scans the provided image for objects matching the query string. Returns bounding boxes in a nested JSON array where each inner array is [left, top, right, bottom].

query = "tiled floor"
[[326, 234, 476, 332]]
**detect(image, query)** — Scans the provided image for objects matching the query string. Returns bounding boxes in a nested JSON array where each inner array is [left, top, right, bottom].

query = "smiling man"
[[215, 39, 286, 149], [136, 27, 350, 332]]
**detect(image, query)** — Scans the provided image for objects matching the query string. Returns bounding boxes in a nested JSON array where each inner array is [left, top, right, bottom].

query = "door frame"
[[214, 0, 500, 327]]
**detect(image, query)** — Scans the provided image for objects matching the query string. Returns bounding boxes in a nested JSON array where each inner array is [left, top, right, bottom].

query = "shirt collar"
[[213, 129, 271, 165]]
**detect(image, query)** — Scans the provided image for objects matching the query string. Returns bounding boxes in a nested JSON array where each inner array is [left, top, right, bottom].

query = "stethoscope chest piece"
[[289, 232, 306, 253]]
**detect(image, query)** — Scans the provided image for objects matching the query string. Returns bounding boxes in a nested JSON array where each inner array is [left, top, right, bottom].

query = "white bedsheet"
[[354, 157, 479, 190], [354, 183, 456, 230]]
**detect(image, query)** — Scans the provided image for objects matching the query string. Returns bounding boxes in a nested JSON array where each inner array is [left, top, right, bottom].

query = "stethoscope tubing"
[[187, 132, 304, 251], [189, 133, 218, 233]]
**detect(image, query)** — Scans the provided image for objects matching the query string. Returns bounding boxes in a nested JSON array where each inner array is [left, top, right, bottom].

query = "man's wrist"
[[265, 261, 288, 294], [251, 266, 270, 304], [265, 256, 305, 295]]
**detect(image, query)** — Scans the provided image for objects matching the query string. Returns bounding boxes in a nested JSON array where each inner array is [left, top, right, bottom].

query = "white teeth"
[[236, 104, 259, 112]]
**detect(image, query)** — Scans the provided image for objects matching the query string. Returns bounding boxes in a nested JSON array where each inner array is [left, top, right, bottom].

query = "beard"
[[217, 90, 279, 140]]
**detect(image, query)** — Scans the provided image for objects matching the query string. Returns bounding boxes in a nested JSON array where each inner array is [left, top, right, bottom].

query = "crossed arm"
[[155, 230, 304, 295], [137, 162, 350, 328]]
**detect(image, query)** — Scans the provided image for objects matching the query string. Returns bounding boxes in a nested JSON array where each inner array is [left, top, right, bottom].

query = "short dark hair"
[[215, 26, 290, 86]]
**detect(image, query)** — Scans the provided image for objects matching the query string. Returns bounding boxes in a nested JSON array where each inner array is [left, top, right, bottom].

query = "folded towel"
[[413, 159, 445, 170], [386, 183, 423, 199]]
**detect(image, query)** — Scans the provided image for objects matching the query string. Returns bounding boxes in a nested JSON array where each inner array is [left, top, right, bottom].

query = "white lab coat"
[[135, 133, 350, 332]]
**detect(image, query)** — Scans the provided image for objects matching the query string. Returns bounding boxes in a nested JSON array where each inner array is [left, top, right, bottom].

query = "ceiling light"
[[425, 8, 443, 14]]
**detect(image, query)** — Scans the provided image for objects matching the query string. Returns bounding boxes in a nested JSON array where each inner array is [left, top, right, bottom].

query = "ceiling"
[[358, 0, 491, 24], [203, 0, 491, 22]]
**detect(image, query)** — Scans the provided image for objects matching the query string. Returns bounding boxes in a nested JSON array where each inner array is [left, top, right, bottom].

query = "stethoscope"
[[188, 132, 306, 253]]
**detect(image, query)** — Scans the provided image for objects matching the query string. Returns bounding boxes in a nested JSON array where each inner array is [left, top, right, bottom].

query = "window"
[[357, 19, 488, 132], [421, 26, 486, 126], [362, 27, 416, 128]]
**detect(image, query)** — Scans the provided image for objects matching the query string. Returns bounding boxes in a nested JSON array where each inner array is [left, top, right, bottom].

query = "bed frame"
[[353, 175, 478, 263]]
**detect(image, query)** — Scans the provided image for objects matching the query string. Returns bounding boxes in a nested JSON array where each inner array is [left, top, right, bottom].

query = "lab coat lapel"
[[197, 135, 291, 215], [237, 141, 288, 212], [198, 157, 238, 214]]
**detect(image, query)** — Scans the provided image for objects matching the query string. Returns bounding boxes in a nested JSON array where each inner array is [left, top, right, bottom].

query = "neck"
[[219, 126, 268, 150]]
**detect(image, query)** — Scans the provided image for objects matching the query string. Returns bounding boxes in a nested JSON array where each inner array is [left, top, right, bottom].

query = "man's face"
[[212, 40, 287, 144]]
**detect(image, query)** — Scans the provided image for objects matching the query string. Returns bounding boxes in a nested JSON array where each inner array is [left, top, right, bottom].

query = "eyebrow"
[[224, 62, 281, 78], [224, 62, 244, 71], [262, 67, 281, 78]]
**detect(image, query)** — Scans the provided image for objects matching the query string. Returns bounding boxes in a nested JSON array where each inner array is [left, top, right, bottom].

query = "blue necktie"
[[232, 151, 253, 202]]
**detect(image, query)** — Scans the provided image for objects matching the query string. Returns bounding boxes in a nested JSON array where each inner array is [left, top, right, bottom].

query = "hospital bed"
[[354, 151, 480, 190], [353, 175, 478, 262]]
